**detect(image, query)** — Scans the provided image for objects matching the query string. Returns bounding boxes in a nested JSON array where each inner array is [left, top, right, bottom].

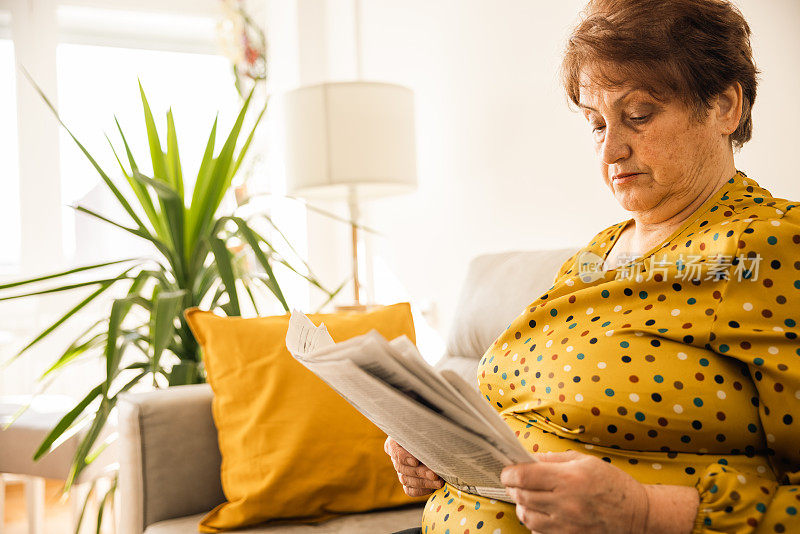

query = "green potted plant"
[[0, 77, 345, 510]]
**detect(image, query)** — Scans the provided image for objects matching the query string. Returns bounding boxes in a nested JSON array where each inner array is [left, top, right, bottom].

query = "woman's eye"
[[629, 115, 650, 123], [591, 124, 606, 133]]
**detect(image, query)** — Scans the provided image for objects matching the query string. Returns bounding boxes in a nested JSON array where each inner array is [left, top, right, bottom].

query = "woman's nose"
[[599, 125, 632, 164]]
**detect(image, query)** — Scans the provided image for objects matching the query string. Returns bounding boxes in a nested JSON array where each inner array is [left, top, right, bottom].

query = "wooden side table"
[[0, 395, 116, 534]]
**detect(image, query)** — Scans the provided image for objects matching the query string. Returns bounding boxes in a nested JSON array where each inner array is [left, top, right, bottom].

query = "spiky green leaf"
[[208, 236, 240, 315], [0, 258, 138, 291], [149, 290, 185, 373], [165, 109, 184, 198], [33, 384, 104, 460], [138, 81, 169, 184]]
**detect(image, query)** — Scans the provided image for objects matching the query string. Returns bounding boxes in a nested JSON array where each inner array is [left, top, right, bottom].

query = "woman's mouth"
[[612, 173, 641, 185]]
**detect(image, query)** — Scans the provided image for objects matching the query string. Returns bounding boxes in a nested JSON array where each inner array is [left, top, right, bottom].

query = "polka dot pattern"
[[421, 172, 800, 533]]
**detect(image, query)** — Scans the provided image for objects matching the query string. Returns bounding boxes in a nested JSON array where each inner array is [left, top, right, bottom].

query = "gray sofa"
[[118, 248, 577, 534]]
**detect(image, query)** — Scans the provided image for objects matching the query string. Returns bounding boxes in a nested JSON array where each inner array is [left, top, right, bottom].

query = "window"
[[54, 3, 241, 263], [0, 34, 21, 272], [0, 1, 256, 397], [57, 42, 239, 262]]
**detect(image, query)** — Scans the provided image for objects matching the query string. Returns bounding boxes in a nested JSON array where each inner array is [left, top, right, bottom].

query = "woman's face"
[[578, 69, 730, 216]]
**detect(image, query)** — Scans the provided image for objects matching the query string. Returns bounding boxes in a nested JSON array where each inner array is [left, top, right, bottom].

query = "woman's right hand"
[[384, 437, 444, 496]]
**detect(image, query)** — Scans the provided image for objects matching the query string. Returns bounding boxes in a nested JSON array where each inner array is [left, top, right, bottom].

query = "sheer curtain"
[[0, 36, 21, 273]]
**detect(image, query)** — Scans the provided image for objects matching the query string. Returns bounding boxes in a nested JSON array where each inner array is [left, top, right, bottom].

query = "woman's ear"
[[714, 82, 744, 137]]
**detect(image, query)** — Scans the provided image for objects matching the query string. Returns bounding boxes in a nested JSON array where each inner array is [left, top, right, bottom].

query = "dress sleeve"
[[696, 214, 800, 534]]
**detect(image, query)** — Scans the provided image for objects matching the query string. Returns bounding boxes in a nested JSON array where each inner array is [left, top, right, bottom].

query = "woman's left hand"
[[500, 450, 649, 534]]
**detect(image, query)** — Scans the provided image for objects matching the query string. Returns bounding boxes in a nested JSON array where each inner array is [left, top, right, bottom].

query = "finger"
[[403, 485, 435, 497], [501, 462, 561, 490], [534, 450, 584, 463], [384, 437, 392, 455], [516, 503, 553, 532], [387, 439, 420, 467], [397, 473, 445, 490], [508, 487, 558, 513], [391, 457, 440, 479]]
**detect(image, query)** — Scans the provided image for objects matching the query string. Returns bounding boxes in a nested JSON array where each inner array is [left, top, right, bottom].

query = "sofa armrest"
[[119, 384, 224, 534]]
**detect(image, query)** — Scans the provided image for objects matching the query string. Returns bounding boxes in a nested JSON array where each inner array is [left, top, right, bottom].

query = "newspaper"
[[285, 310, 534, 503]]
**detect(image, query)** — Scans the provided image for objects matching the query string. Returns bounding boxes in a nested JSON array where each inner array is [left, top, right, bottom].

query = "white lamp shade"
[[283, 81, 417, 200]]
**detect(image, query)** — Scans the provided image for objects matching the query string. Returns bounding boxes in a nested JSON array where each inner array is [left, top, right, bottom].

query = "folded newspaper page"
[[285, 309, 534, 503]]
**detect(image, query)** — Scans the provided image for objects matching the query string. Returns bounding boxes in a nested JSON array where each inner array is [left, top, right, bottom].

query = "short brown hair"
[[562, 0, 758, 149]]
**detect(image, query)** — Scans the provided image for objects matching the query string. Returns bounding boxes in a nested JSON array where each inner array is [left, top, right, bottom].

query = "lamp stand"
[[335, 188, 370, 312], [351, 218, 360, 305], [349, 187, 361, 306]]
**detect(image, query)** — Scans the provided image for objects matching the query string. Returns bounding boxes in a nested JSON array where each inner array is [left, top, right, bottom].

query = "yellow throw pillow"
[[184, 303, 424, 532]]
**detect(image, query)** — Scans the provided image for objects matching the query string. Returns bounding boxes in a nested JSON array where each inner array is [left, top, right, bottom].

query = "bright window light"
[[56, 43, 240, 263], [0, 38, 21, 272]]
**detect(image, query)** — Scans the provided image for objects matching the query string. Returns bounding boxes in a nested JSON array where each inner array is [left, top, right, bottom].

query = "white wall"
[[301, 0, 800, 336]]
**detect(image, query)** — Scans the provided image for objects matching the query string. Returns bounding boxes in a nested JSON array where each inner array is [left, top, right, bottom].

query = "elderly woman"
[[386, 0, 800, 533]]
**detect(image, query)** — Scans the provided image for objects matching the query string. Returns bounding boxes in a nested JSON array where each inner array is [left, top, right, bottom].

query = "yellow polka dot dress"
[[421, 171, 800, 534]]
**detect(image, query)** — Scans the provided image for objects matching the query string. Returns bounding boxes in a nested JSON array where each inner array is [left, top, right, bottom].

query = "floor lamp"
[[283, 81, 417, 308]]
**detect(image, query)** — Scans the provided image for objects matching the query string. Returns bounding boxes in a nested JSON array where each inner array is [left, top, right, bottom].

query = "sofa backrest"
[[442, 248, 578, 364]]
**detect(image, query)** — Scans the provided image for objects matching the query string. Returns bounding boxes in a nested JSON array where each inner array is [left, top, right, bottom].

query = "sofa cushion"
[[433, 356, 480, 388], [145, 506, 424, 534], [118, 385, 225, 532], [444, 248, 578, 362], [184, 303, 425, 532]]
